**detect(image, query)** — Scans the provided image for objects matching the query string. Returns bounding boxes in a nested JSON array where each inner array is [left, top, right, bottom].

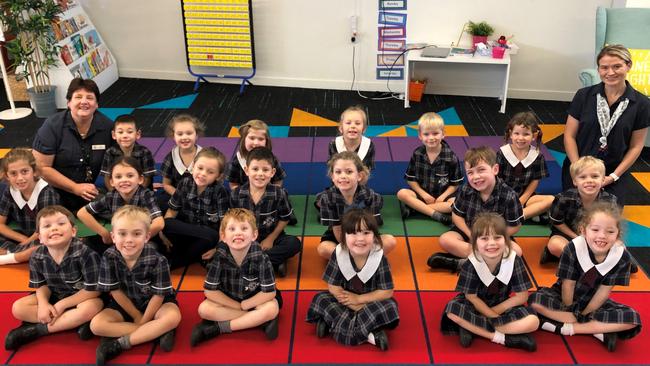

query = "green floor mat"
[[516, 223, 551, 237], [285, 195, 306, 236], [403, 214, 450, 236], [304, 195, 326, 236]]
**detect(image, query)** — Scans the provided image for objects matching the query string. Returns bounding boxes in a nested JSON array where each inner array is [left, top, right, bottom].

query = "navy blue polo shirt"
[[32, 110, 114, 185], [567, 81, 650, 173]]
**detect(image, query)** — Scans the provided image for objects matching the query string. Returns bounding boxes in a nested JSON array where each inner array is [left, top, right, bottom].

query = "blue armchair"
[[579, 6, 650, 87]]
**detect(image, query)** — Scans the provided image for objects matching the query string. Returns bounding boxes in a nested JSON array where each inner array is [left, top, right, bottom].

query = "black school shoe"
[[277, 261, 288, 278], [399, 201, 411, 219], [4, 322, 43, 350], [263, 317, 279, 340], [288, 211, 298, 226], [538, 314, 563, 334], [190, 320, 221, 347], [373, 330, 389, 351], [96, 338, 123, 366], [427, 252, 460, 272], [458, 327, 473, 348], [159, 329, 175, 352], [504, 333, 537, 352], [316, 319, 329, 338], [539, 246, 559, 265], [77, 321, 93, 341], [630, 262, 639, 274], [603, 332, 617, 352]]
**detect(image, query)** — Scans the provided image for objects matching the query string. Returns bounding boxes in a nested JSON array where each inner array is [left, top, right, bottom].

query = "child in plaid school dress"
[[441, 213, 538, 352], [317, 152, 396, 259], [159, 114, 205, 210], [160, 147, 230, 269], [92, 206, 180, 365], [5, 206, 103, 350], [77, 157, 164, 254], [529, 202, 640, 352], [397, 112, 463, 225], [100, 115, 156, 190], [229, 147, 301, 277], [190, 208, 280, 347], [541, 156, 618, 264], [0, 148, 60, 265], [307, 209, 398, 350], [496, 112, 554, 221]]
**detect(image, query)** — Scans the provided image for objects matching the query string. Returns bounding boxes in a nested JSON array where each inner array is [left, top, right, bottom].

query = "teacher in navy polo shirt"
[[32, 78, 114, 212], [563, 44, 650, 206]]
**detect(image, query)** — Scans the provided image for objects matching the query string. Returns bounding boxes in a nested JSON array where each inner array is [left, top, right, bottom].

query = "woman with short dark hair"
[[32, 78, 114, 212]]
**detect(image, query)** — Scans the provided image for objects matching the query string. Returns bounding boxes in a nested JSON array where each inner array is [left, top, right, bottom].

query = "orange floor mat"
[[0, 263, 31, 292], [520, 237, 650, 291], [409, 237, 460, 291]]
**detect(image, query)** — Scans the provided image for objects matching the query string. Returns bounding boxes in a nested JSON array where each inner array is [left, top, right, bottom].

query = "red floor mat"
[[150, 291, 294, 364], [291, 291, 429, 364], [0, 293, 24, 363], [564, 292, 649, 364], [421, 292, 574, 364]]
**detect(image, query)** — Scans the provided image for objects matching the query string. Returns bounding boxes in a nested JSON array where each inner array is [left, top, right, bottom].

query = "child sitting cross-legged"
[[5, 205, 103, 350], [91, 205, 181, 366], [190, 208, 280, 347]]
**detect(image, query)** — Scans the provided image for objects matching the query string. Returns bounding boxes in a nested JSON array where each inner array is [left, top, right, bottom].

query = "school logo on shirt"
[[74, 281, 84, 290], [243, 277, 259, 292], [262, 216, 276, 228]]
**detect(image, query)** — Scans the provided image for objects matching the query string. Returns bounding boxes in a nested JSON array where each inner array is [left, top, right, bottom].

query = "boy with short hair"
[[397, 112, 463, 224], [229, 147, 302, 277], [428, 146, 524, 272], [541, 156, 618, 264], [190, 208, 280, 347], [100, 114, 156, 190], [5, 205, 103, 350], [91, 205, 180, 366]]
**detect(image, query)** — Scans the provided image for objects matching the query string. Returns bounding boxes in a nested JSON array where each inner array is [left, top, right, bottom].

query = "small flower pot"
[[472, 35, 488, 48], [409, 80, 426, 102], [492, 47, 506, 59]]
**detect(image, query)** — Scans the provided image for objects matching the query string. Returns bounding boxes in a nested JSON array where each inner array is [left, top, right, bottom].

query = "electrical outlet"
[[350, 15, 358, 43]]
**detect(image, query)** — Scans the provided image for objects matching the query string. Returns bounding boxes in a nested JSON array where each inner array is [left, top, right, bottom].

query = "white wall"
[[80, 0, 613, 101]]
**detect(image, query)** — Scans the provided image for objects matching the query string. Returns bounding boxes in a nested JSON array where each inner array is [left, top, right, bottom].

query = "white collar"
[[500, 144, 539, 168], [10, 178, 49, 210], [468, 249, 517, 287], [172, 145, 202, 175], [335, 243, 383, 283], [335, 136, 371, 161], [236, 151, 247, 170], [573, 235, 624, 276]]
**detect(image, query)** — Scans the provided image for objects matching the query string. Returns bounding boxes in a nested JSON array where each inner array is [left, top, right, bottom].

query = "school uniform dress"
[[404, 141, 463, 198], [230, 183, 302, 267], [450, 178, 524, 241], [548, 188, 618, 240], [158, 145, 203, 210], [442, 250, 533, 333], [98, 244, 176, 321], [32, 110, 114, 211], [29, 238, 101, 303], [561, 81, 650, 204], [100, 143, 157, 185], [225, 150, 286, 186], [163, 176, 229, 269], [84, 186, 162, 254], [318, 185, 383, 243], [306, 244, 399, 345], [0, 179, 59, 252], [204, 242, 281, 307], [328, 136, 376, 171], [496, 145, 548, 197], [529, 236, 641, 339]]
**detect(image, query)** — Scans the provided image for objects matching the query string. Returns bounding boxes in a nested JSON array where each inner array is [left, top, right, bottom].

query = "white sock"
[[593, 333, 604, 342], [491, 330, 505, 345], [560, 323, 575, 336], [0, 253, 17, 265], [367, 332, 376, 345], [541, 321, 558, 333]]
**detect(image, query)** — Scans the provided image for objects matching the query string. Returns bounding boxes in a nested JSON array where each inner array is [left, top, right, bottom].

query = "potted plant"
[[0, 0, 62, 117], [467, 21, 494, 48]]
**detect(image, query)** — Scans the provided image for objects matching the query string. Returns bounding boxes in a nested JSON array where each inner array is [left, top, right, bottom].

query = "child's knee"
[[197, 300, 212, 319], [396, 189, 412, 201], [162, 306, 182, 328], [512, 242, 523, 256], [382, 235, 397, 252], [317, 241, 334, 259], [90, 313, 106, 334], [264, 299, 279, 320], [524, 314, 540, 331]]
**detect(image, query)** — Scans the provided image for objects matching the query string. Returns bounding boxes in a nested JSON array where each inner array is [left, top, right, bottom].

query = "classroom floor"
[[0, 78, 649, 365]]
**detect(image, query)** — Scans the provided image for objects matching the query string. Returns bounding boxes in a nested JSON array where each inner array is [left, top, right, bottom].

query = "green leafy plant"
[[467, 21, 494, 37], [0, 0, 62, 93]]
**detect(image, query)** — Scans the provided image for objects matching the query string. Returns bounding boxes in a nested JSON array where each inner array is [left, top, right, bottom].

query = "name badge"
[[91, 144, 106, 150]]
